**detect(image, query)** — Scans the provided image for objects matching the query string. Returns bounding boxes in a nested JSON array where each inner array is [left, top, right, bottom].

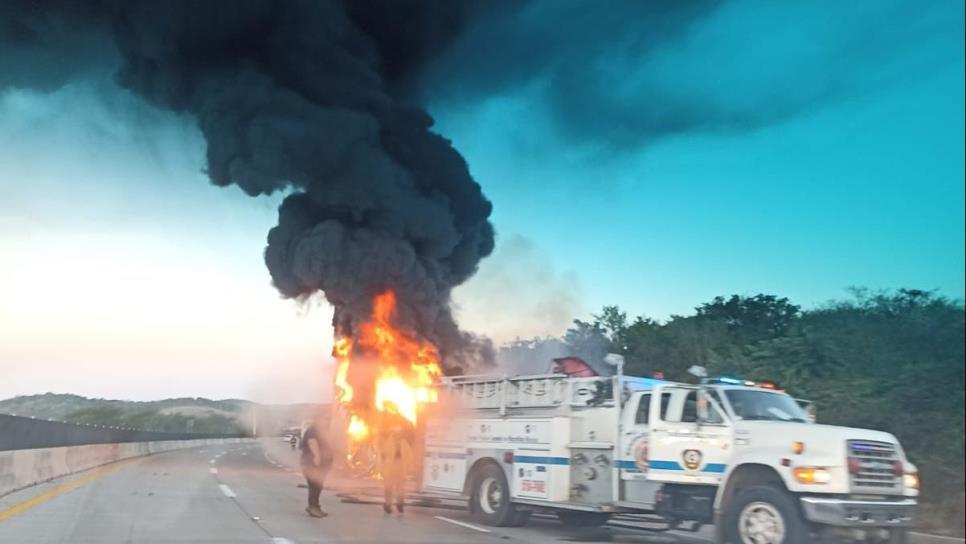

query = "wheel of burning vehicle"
[[556, 511, 611, 527], [469, 464, 530, 527], [345, 444, 379, 478], [724, 485, 808, 544]]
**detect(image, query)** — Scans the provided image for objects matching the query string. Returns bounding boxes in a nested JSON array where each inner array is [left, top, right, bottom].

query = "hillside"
[[0, 393, 250, 421], [0, 393, 255, 435], [0, 393, 327, 436]]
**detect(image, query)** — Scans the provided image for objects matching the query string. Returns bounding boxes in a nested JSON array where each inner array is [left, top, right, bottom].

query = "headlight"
[[793, 467, 832, 484], [903, 473, 919, 490]]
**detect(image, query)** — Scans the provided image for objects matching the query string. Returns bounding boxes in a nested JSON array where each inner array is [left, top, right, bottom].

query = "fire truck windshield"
[[724, 389, 810, 422]]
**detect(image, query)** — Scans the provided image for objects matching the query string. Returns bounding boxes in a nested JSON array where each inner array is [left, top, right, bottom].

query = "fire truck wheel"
[[556, 511, 611, 527], [723, 485, 808, 544], [469, 464, 529, 527]]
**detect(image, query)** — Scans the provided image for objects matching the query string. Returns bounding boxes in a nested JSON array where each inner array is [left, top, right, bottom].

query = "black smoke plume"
[[1, 0, 497, 372]]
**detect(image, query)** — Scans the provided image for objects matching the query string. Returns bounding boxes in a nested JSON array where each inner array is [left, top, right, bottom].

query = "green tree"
[[696, 294, 801, 342], [623, 314, 736, 382], [563, 319, 612, 366], [594, 305, 629, 350]]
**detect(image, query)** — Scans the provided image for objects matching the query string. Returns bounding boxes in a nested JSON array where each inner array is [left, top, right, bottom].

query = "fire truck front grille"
[[847, 440, 901, 493]]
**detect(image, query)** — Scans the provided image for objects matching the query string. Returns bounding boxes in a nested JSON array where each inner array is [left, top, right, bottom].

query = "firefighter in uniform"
[[377, 402, 414, 514]]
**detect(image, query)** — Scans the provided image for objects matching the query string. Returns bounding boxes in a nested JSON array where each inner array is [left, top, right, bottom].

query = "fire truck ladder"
[[438, 374, 617, 416]]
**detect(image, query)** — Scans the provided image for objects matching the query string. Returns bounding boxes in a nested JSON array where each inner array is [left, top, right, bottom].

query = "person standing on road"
[[301, 416, 333, 518], [377, 403, 414, 514]]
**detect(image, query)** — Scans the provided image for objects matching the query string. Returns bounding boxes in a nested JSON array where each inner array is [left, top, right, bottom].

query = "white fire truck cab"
[[420, 367, 918, 543]]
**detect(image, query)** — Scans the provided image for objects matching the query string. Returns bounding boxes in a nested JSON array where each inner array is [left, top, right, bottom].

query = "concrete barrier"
[[0, 437, 249, 497]]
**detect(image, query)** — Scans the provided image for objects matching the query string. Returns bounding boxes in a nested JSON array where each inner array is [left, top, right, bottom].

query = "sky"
[[0, 0, 963, 403]]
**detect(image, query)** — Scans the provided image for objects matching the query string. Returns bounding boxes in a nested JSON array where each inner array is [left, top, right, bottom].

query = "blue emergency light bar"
[[704, 376, 782, 390]]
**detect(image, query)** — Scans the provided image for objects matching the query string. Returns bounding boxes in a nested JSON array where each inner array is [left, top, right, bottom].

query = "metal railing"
[[0, 413, 246, 451]]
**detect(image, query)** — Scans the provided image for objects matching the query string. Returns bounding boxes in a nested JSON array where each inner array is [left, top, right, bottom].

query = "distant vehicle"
[[420, 364, 917, 543]]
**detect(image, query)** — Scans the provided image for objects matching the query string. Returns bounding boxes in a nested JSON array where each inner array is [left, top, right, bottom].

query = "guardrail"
[[0, 413, 245, 451]]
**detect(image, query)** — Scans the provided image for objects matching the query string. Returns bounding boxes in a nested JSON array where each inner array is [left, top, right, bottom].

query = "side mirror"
[[795, 399, 816, 423]]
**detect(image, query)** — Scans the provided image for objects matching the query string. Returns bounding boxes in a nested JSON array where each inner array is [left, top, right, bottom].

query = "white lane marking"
[[272, 538, 296, 544], [434, 516, 491, 533], [910, 534, 966, 543], [209, 468, 218, 475], [218, 484, 236, 498], [210, 459, 216, 464]]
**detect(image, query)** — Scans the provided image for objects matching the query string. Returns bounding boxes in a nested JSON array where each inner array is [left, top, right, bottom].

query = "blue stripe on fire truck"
[[514, 455, 569, 465], [619, 460, 727, 473]]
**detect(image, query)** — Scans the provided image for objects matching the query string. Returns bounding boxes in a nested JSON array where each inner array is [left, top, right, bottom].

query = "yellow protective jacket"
[[377, 429, 414, 482]]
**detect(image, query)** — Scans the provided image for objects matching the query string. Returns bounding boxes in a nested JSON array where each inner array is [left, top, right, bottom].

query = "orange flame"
[[333, 337, 354, 403], [346, 414, 369, 441], [333, 290, 441, 468]]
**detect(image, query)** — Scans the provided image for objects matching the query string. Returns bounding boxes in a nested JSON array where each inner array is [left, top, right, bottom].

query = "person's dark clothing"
[[306, 474, 323, 507], [300, 424, 332, 508], [299, 425, 316, 459]]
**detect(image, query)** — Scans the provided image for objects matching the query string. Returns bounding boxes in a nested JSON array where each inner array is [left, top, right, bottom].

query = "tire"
[[722, 485, 809, 544], [557, 511, 611, 527], [469, 464, 529, 527]]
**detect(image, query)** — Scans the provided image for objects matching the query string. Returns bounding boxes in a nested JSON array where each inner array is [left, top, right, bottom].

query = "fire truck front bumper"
[[799, 497, 916, 527]]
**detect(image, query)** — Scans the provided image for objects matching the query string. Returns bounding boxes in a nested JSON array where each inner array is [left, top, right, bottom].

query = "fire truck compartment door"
[[422, 449, 467, 492], [512, 449, 563, 500], [646, 385, 732, 485]]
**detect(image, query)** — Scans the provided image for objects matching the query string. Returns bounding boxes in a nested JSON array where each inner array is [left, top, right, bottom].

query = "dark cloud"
[[0, 1, 115, 90], [0, 0, 497, 375], [423, 0, 961, 149]]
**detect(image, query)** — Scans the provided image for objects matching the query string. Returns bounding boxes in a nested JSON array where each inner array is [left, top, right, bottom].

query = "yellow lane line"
[[0, 459, 141, 522]]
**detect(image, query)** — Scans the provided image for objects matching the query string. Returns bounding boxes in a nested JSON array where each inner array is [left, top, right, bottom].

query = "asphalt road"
[[0, 439, 708, 544]]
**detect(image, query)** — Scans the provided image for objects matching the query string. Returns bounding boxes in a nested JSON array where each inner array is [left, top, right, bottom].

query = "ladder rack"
[[439, 374, 618, 415]]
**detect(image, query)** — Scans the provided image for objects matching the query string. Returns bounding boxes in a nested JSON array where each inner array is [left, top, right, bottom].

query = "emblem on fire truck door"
[[682, 449, 702, 470], [633, 438, 649, 472]]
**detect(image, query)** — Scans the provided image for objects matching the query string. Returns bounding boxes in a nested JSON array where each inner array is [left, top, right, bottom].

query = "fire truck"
[[419, 359, 918, 543]]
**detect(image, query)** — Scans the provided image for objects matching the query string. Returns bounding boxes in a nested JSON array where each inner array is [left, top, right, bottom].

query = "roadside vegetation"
[[61, 406, 246, 435], [0, 395, 248, 435]]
